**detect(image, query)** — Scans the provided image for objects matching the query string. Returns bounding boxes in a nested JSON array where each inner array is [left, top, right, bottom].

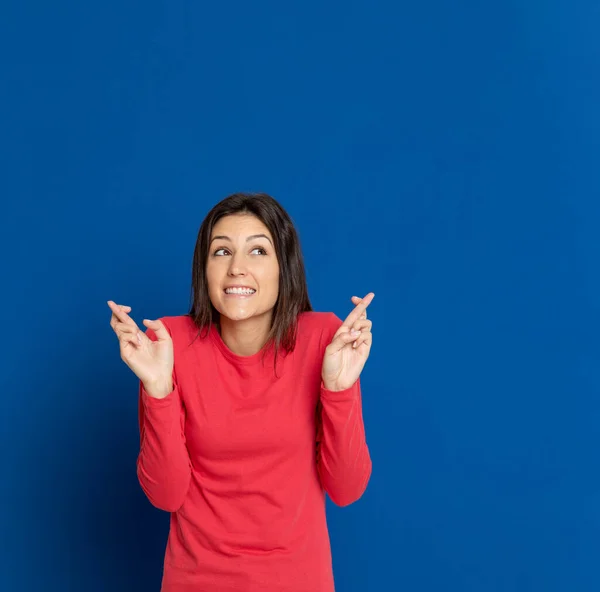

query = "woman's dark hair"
[[188, 192, 312, 362]]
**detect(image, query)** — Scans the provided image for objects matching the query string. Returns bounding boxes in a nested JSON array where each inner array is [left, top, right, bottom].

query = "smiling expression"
[[206, 213, 280, 323]]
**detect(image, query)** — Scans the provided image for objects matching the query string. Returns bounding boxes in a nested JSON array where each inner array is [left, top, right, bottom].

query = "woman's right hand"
[[107, 300, 174, 398]]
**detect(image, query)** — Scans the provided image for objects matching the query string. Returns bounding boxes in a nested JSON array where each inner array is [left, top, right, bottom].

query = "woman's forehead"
[[212, 213, 272, 238]]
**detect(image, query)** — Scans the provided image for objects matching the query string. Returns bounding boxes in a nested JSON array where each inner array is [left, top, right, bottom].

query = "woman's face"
[[206, 213, 280, 323]]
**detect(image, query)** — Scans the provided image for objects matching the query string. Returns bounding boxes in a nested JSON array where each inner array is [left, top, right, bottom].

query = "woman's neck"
[[218, 314, 272, 356]]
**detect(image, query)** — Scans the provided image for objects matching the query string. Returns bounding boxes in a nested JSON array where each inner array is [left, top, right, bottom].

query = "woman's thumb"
[[143, 318, 169, 340]]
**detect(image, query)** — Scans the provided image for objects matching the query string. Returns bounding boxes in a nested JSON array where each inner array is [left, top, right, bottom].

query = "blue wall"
[[3, 1, 599, 590]]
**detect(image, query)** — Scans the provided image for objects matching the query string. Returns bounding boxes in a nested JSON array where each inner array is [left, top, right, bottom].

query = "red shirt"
[[137, 311, 372, 591]]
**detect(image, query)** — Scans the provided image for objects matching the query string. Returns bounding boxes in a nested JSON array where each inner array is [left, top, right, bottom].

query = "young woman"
[[108, 192, 374, 592]]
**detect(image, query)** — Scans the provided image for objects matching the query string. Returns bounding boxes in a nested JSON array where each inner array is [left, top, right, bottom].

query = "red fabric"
[[137, 311, 372, 592]]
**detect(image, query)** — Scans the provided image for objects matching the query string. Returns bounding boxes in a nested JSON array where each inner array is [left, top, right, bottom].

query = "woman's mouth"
[[224, 287, 256, 298]]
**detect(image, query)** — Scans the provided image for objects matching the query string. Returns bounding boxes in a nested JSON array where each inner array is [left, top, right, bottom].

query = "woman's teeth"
[[225, 287, 256, 295]]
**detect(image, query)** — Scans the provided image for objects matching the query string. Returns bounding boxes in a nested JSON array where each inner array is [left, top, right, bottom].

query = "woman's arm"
[[136, 326, 192, 512], [316, 301, 374, 507], [316, 377, 372, 506]]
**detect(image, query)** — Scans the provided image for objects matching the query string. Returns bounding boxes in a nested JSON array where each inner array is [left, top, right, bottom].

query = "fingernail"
[[351, 329, 361, 336]]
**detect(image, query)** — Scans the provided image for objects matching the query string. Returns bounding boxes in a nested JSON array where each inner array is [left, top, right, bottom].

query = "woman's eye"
[[213, 247, 266, 256]]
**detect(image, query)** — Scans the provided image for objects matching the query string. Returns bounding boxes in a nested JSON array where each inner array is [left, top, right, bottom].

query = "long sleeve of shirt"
[[136, 324, 191, 512], [316, 378, 372, 507]]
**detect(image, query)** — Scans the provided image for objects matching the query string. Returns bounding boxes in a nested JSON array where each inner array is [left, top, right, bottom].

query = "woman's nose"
[[227, 253, 247, 276]]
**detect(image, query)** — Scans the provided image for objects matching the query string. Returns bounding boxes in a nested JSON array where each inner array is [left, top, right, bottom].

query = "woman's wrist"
[[143, 378, 174, 399]]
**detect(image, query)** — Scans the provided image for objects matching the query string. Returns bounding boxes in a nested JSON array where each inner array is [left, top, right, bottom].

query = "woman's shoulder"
[[297, 310, 343, 340], [154, 314, 194, 332], [154, 314, 209, 347]]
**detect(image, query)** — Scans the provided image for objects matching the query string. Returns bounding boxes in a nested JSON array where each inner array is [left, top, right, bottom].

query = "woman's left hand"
[[322, 293, 375, 392]]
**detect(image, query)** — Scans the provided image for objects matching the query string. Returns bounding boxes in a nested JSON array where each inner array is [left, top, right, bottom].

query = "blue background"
[[2, 0, 599, 590]]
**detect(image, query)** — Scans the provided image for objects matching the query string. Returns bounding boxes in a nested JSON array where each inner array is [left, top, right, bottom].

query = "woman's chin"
[[219, 305, 274, 323], [220, 305, 253, 322], [232, 310, 252, 321]]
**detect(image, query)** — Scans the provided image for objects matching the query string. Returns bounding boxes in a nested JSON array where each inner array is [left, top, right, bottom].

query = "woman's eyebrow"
[[210, 234, 273, 246]]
